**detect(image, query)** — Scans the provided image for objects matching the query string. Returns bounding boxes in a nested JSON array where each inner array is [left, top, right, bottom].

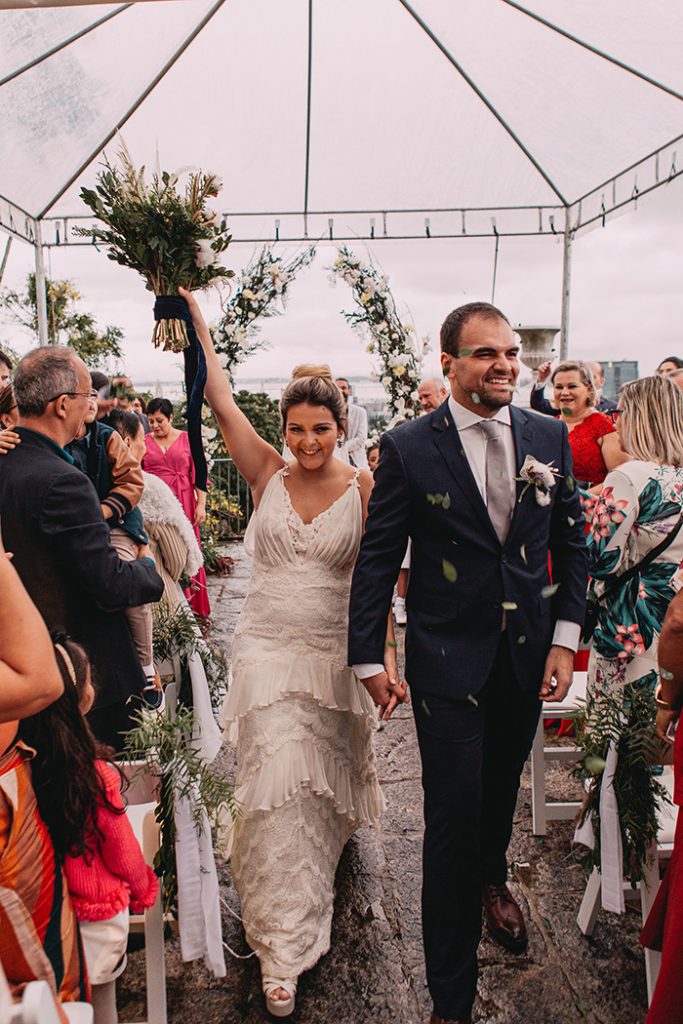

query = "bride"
[[179, 288, 406, 1016]]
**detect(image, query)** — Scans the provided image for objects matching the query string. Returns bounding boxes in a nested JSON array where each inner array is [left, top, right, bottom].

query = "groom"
[[348, 302, 588, 1024]]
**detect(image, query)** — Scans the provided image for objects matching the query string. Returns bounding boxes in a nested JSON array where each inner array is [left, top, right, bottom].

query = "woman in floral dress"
[[584, 375, 683, 701]]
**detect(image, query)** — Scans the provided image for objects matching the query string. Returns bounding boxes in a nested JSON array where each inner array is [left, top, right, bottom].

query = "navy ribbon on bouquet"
[[153, 295, 208, 492]]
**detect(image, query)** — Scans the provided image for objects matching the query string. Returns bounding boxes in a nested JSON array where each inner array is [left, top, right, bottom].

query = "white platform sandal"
[[262, 976, 297, 1018]]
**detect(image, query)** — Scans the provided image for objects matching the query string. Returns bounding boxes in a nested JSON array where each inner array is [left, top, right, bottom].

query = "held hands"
[[655, 706, 678, 746], [539, 645, 574, 703], [362, 669, 409, 721]]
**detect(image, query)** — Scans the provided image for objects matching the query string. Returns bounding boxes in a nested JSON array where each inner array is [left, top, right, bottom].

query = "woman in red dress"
[[641, 586, 683, 1024], [143, 398, 210, 618], [549, 361, 628, 487]]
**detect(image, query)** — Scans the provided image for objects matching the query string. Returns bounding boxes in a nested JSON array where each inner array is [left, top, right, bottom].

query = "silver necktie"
[[477, 420, 514, 543]]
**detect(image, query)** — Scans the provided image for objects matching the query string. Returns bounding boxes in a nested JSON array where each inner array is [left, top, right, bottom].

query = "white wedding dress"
[[218, 466, 384, 978]]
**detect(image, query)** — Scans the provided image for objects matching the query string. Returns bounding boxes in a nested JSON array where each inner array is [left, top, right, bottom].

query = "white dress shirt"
[[354, 396, 579, 681], [344, 402, 369, 469]]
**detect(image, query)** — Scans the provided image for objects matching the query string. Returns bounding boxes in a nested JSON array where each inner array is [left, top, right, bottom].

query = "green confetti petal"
[[502, 601, 519, 611], [442, 492, 451, 510], [566, 476, 575, 492], [660, 668, 675, 681], [442, 559, 458, 583], [466, 693, 479, 706], [471, 392, 481, 404], [541, 583, 560, 598], [567, 517, 576, 527], [421, 698, 432, 717], [520, 544, 527, 565], [517, 635, 527, 645]]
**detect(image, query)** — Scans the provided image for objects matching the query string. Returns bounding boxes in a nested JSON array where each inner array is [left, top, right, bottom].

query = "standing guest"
[[90, 371, 117, 423], [0, 350, 12, 388], [531, 359, 617, 416], [537, 361, 627, 487], [657, 356, 683, 375], [179, 287, 389, 1018], [0, 533, 86, 1009], [367, 442, 380, 474], [582, 375, 683, 720], [417, 376, 449, 413], [131, 395, 152, 434], [115, 412, 203, 615], [335, 377, 369, 469], [68, 397, 158, 704], [0, 347, 164, 750], [348, 301, 588, 1024], [20, 636, 158, 1024], [143, 397, 209, 618], [641, 586, 683, 1024], [0, 383, 20, 455]]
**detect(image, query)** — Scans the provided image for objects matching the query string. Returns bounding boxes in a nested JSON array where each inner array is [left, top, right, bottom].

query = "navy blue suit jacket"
[[348, 401, 589, 699]]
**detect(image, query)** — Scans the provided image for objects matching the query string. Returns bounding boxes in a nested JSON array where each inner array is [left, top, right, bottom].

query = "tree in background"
[[0, 273, 124, 368]]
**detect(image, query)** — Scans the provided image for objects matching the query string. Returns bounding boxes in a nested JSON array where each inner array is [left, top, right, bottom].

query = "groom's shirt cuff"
[[552, 620, 581, 653], [353, 663, 384, 679]]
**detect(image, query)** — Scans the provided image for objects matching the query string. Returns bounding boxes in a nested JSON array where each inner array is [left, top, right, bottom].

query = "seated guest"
[[0, 347, 164, 750], [20, 636, 158, 1024], [143, 397, 209, 618], [0, 534, 84, 1008], [417, 377, 448, 413], [641, 585, 683, 1024], [532, 359, 617, 416]]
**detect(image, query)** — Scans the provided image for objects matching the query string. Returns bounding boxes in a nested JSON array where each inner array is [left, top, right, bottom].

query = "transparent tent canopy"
[[1, 0, 682, 244], [1, 0, 682, 351]]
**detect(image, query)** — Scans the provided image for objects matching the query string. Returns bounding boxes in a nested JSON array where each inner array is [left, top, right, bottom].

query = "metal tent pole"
[[560, 209, 573, 360], [34, 221, 50, 346]]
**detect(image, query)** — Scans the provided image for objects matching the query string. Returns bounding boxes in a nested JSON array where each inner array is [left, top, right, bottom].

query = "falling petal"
[[421, 698, 432, 717], [442, 492, 451, 510], [517, 635, 527, 645], [459, 348, 473, 358], [541, 583, 560, 598], [520, 544, 527, 565], [471, 392, 481, 405], [660, 668, 675, 680], [442, 559, 458, 583], [566, 476, 575, 492], [386, 640, 398, 650], [568, 517, 576, 527], [441, 647, 446, 657], [561, 407, 573, 416], [466, 693, 479, 706], [502, 601, 518, 611]]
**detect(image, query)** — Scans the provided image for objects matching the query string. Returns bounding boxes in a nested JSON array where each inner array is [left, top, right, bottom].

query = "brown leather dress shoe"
[[482, 882, 528, 954], [429, 1014, 472, 1024]]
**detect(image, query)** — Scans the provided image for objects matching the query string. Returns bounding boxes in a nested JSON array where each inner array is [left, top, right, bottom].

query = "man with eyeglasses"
[[0, 346, 164, 750]]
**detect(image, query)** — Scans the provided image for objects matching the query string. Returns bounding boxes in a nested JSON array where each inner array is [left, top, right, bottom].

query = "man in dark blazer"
[[0, 346, 164, 749], [348, 303, 588, 1024]]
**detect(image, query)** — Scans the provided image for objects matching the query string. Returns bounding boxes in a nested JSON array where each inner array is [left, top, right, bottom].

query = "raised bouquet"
[[76, 143, 234, 352]]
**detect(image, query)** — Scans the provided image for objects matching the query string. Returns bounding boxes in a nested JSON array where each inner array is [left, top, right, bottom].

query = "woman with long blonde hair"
[[177, 288, 404, 1018]]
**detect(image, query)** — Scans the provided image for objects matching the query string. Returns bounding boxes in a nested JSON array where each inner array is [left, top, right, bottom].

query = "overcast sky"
[[2, 177, 682, 385], [1, 0, 682, 385]]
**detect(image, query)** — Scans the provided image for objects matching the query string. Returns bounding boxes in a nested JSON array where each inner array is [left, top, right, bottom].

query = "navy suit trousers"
[[412, 636, 542, 1020]]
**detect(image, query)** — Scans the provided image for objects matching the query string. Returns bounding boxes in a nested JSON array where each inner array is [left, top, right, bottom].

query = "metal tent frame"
[[1, 0, 683, 357]]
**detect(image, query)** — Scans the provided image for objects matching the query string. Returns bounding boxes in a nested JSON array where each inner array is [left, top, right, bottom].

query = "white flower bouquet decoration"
[[76, 143, 234, 352], [329, 246, 427, 419], [518, 455, 560, 506]]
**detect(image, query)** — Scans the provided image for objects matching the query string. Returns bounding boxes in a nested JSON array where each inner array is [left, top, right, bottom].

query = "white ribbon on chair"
[[573, 741, 625, 913]]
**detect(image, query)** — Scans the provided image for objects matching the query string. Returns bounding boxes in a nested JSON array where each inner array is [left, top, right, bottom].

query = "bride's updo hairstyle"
[[280, 363, 346, 436]]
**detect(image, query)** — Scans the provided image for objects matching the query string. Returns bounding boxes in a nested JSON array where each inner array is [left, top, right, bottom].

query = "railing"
[[208, 457, 253, 538]]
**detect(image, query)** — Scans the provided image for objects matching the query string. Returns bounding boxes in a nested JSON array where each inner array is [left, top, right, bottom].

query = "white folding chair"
[[120, 763, 167, 1024], [576, 766, 678, 1003], [530, 671, 587, 835]]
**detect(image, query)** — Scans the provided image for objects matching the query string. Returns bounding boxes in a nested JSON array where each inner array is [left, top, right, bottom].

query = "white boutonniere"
[[517, 455, 560, 507]]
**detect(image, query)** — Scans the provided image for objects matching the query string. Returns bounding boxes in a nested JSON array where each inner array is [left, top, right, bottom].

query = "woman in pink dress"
[[143, 397, 210, 617]]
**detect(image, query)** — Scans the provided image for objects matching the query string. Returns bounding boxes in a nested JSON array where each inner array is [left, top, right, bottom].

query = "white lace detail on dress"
[[218, 465, 382, 979]]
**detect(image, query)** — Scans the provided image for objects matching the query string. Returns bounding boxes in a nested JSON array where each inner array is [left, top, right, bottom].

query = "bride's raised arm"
[[179, 287, 284, 499]]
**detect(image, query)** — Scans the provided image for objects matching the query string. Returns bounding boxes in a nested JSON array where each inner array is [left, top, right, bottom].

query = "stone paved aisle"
[[120, 541, 649, 1024]]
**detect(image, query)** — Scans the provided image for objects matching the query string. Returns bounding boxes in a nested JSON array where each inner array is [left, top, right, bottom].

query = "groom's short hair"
[[440, 302, 510, 357]]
